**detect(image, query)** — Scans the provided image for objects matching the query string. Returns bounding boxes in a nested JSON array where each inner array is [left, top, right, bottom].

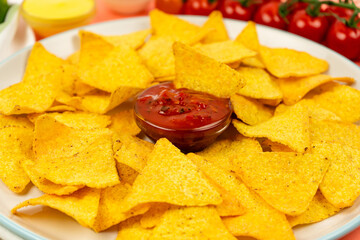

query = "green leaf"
[[0, 0, 9, 24]]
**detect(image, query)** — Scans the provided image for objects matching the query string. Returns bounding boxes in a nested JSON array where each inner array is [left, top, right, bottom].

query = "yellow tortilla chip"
[[188, 153, 294, 240], [12, 188, 101, 229], [103, 29, 151, 49], [306, 82, 360, 123], [138, 36, 175, 78], [312, 142, 360, 208], [114, 135, 154, 173], [22, 159, 84, 195], [151, 206, 236, 240], [287, 190, 340, 227], [198, 134, 262, 172], [140, 203, 171, 229], [232, 151, 330, 215], [116, 162, 139, 185], [260, 46, 329, 78], [108, 106, 140, 136], [0, 71, 61, 115], [235, 21, 260, 52], [33, 115, 119, 188], [173, 42, 244, 98], [310, 119, 360, 150], [0, 117, 33, 193], [23, 42, 65, 80], [201, 11, 229, 44], [261, 139, 293, 152], [79, 43, 153, 93], [259, 98, 282, 107], [275, 100, 342, 122], [92, 183, 150, 232], [66, 50, 80, 65], [233, 104, 310, 153], [195, 40, 257, 64], [120, 138, 222, 213], [241, 56, 265, 68], [150, 9, 207, 44], [47, 104, 77, 112], [236, 67, 283, 100], [117, 216, 152, 240], [277, 75, 355, 105], [231, 94, 273, 125]]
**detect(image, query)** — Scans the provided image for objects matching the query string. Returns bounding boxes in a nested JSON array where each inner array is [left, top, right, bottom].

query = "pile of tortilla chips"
[[0, 9, 359, 240]]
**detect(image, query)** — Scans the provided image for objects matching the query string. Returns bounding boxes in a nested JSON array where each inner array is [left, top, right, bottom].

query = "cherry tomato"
[[323, 5, 354, 25], [288, 9, 329, 43], [155, 0, 184, 14], [184, 0, 219, 16], [326, 20, 360, 60], [253, 1, 287, 30], [219, 0, 256, 21]]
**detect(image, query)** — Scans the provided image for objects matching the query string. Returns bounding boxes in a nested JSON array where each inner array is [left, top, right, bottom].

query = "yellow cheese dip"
[[23, 0, 94, 20]]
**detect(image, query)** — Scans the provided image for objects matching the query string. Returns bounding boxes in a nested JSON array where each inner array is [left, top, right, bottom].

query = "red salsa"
[[135, 82, 231, 130], [134, 82, 232, 152]]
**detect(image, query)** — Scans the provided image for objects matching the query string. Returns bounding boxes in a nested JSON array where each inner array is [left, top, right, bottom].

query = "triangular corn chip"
[[108, 106, 141, 136], [12, 188, 101, 228], [235, 21, 260, 51], [306, 82, 360, 123], [287, 190, 340, 227], [104, 29, 150, 49], [198, 134, 262, 172], [91, 183, 150, 232], [173, 42, 244, 98], [231, 94, 273, 125], [0, 116, 32, 193], [120, 138, 222, 212], [140, 203, 171, 229], [117, 216, 152, 240], [33, 115, 119, 188], [277, 75, 355, 105], [312, 142, 360, 208], [201, 11, 229, 44], [151, 206, 236, 240], [232, 151, 329, 215], [260, 46, 328, 78], [236, 66, 283, 100], [233, 104, 310, 152], [195, 40, 256, 64]]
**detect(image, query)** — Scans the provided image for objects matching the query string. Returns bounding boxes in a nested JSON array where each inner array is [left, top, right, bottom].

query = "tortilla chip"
[[79, 43, 153, 93], [277, 75, 355, 105], [236, 67, 283, 100], [140, 203, 171, 229], [92, 183, 150, 232], [287, 190, 340, 227], [173, 42, 244, 98], [259, 98, 282, 107], [33, 115, 119, 188], [116, 162, 139, 185], [260, 46, 329, 78], [0, 118, 33, 193], [197, 134, 262, 172], [310, 119, 360, 150], [201, 11, 229, 44], [114, 135, 154, 173], [235, 21, 260, 52], [23, 42, 65, 79], [47, 104, 77, 112], [119, 138, 222, 213], [241, 56, 265, 68], [232, 151, 329, 215], [66, 50, 80, 65], [103, 29, 151, 49], [22, 159, 84, 195], [275, 100, 342, 122], [109, 107, 140, 136], [231, 94, 273, 125], [195, 40, 256, 64], [138, 36, 175, 78], [233, 104, 310, 153], [117, 216, 152, 240], [306, 82, 360, 123], [0, 71, 61, 115], [151, 206, 236, 240], [312, 142, 360, 208], [150, 9, 207, 44], [189, 154, 294, 240], [12, 188, 101, 229], [261, 139, 293, 152]]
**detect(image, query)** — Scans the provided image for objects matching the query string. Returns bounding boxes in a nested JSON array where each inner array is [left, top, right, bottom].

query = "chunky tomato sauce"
[[135, 82, 232, 130]]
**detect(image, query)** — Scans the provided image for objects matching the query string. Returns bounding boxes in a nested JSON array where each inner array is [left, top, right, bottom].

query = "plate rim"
[[0, 15, 359, 240]]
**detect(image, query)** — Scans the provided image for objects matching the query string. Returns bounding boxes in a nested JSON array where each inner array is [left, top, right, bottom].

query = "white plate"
[[0, 16, 360, 240]]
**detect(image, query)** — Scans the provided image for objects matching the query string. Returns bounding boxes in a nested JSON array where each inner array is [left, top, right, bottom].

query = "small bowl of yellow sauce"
[[21, 0, 95, 38]]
